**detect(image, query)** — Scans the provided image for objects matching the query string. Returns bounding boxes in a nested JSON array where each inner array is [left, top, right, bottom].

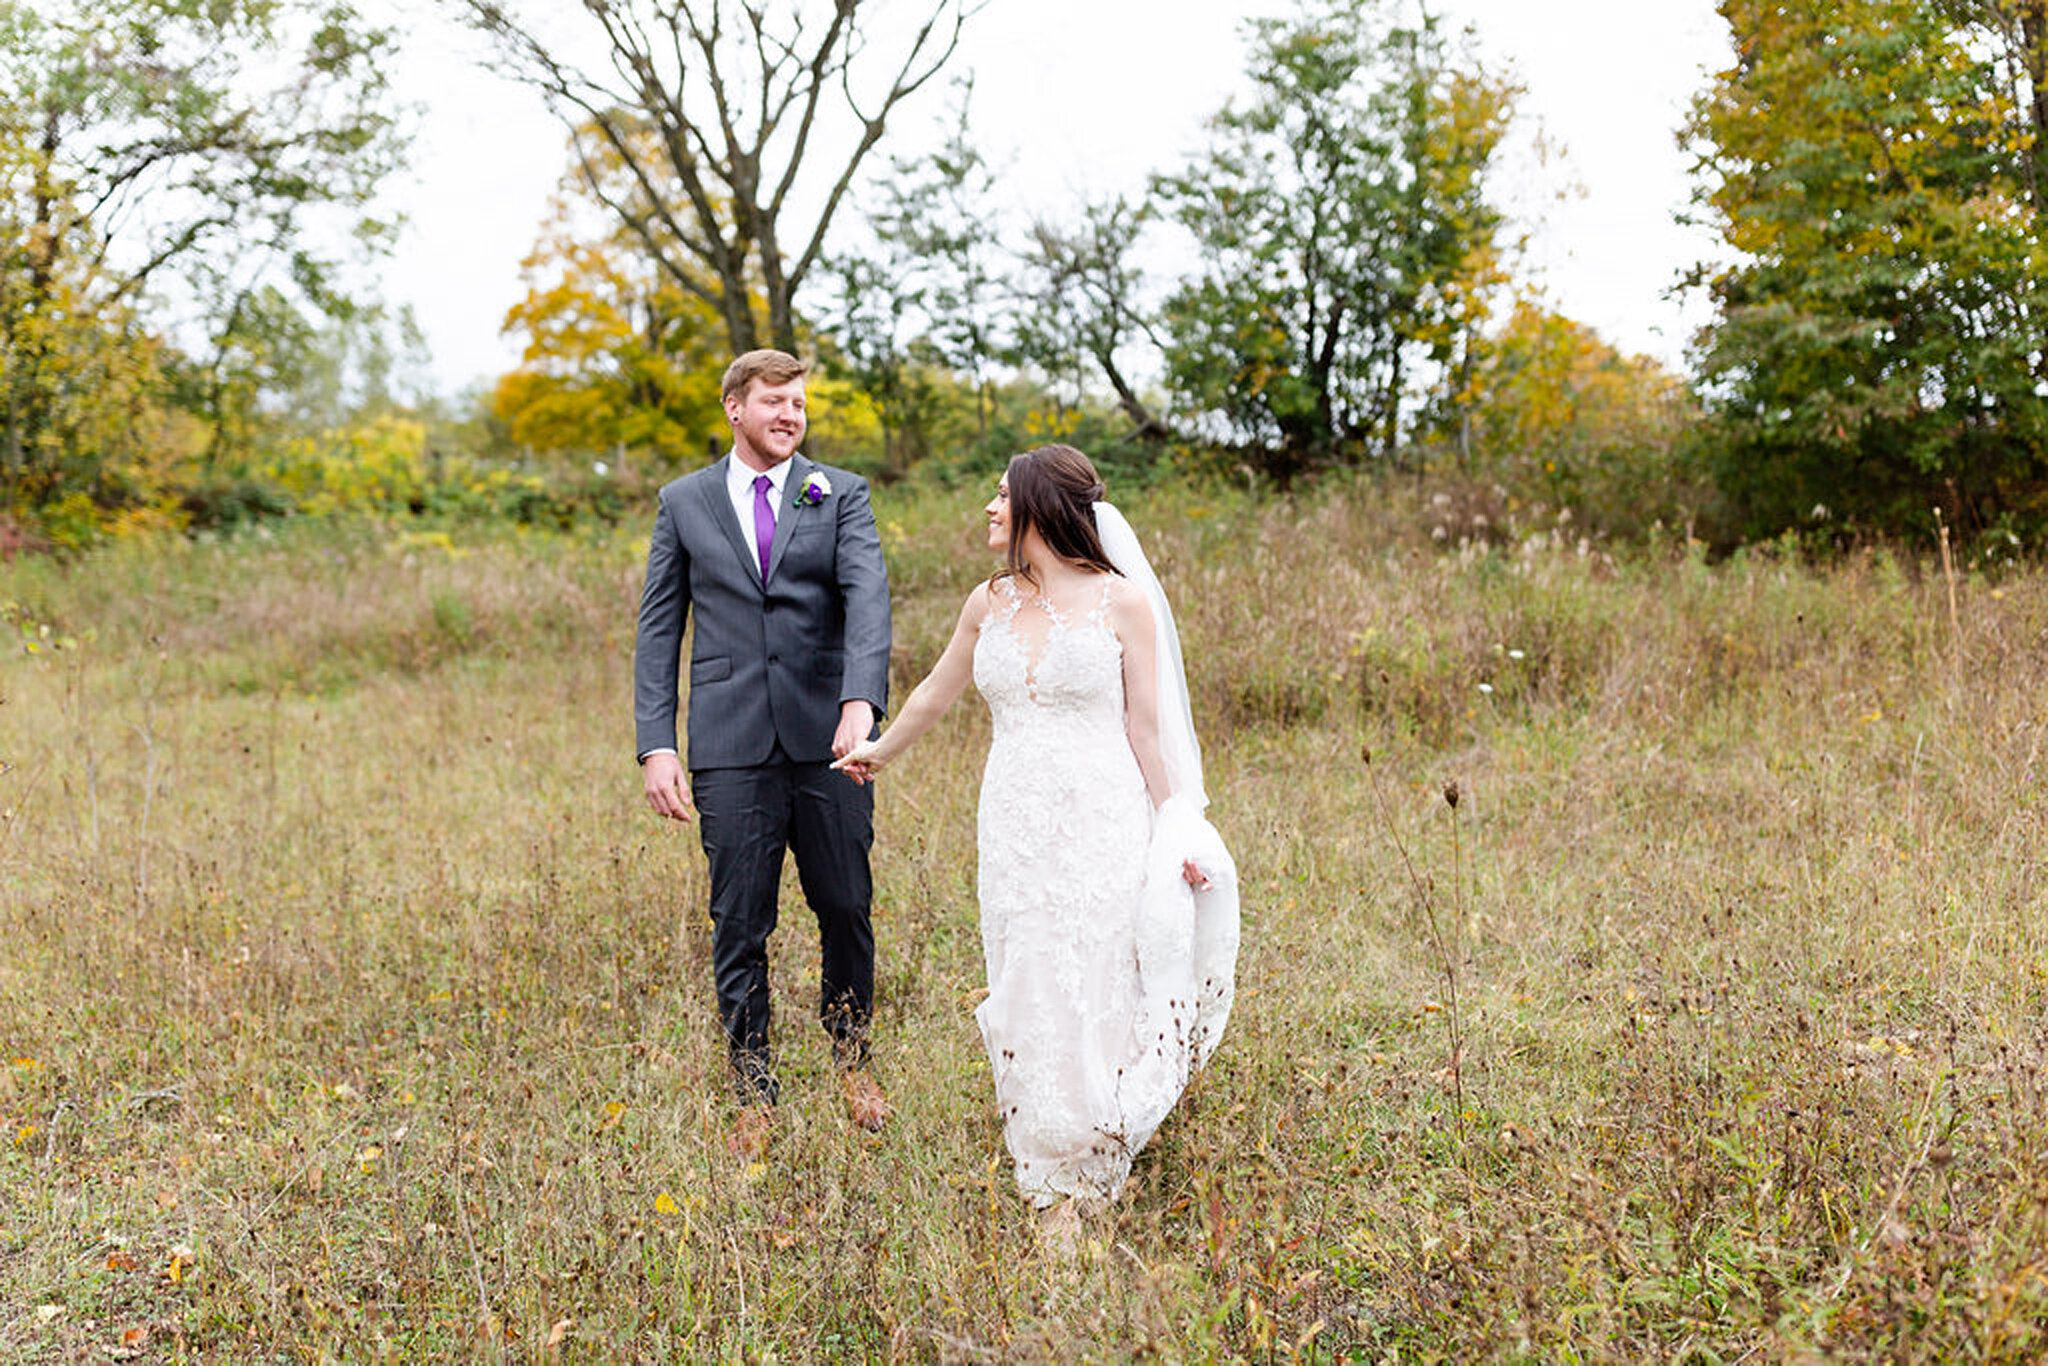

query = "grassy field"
[[3, 478, 2046, 1360]]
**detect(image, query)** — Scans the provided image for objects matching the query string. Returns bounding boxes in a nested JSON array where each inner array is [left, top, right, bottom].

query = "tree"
[[1454, 300, 1698, 534], [1686, 0, 2048, 541], [493, 124, 729, 465], [0, 0, 404, 515], [816, 89, 1002, 473], [814, 248, 947, 477], [0, 194, 178, 524], [1154, 0, 1514, 484], [457, 0, 981, 357], [882, 92, 1004, 441], [1960, 1, 2048, 203], [1010, 195, 1170, 444]]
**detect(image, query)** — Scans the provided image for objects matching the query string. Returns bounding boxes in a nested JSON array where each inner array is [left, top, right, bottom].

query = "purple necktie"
[[752, 473, 776, 581]]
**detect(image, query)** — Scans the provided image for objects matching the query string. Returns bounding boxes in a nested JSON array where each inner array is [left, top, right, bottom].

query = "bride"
[[834, 444, 1238, 1225]]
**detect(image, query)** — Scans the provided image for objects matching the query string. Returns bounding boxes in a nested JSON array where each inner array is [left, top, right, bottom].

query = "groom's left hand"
[[832, 700, 875, 760]]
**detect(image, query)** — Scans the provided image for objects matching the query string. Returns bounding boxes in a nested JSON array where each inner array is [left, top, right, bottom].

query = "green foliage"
[[1688, 0, 2048, 544], [1154, 0, 1515, 485], [1450, 300, 1703, 537], [814, 250, 954, 478], [0, 242, 192, 538], [260, 413, 435, 517], [0, 0, 406, 538], [160, 414, 637, 534], [818, 92, 1007, 478], [1010, 195, 1172, 450]]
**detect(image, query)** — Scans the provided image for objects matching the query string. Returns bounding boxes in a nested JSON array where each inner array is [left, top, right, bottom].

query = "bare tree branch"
[[454, 0, 979, 354]]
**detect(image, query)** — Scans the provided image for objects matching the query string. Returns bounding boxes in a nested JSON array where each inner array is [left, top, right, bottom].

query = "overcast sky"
[[373, 0, 1732, 397]]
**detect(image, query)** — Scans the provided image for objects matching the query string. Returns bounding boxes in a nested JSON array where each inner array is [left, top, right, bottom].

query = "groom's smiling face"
[[728, 376, 808, 468]]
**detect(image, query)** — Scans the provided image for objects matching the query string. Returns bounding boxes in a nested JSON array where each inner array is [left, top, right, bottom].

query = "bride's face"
[[984, 477, 1012, 553]]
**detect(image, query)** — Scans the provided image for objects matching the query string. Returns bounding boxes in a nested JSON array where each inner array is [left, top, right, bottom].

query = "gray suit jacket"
[[634, 453, 892, 769]]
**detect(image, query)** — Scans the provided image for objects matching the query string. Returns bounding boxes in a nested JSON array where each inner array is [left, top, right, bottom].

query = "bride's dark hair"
[[997, 444, 1119, 589]]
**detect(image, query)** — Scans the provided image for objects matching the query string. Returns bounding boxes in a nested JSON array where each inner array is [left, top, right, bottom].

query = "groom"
[[633, 349, 893, 1153]]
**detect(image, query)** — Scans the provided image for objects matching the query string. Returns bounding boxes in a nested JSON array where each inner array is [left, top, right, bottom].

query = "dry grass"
[[2, 479, 2046, 1360]]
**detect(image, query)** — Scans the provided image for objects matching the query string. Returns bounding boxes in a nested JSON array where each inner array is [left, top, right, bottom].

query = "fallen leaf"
[[545, 1317, 574, 1349], [105, 1251, 139, 1272]]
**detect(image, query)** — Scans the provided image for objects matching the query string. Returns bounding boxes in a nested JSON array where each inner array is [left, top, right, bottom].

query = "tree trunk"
[[1312, 300, 1344, 455], [1098, 351, 1169, 442], [723, 290, 761, 355], [1382, 345, 1405, 465], [2020, 0, 2048, 223], [9, 105, 65, 497], [203, 294, 248, 473]]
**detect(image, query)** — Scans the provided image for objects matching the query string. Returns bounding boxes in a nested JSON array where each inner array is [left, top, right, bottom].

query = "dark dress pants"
[[692, 752, 875, 1104]]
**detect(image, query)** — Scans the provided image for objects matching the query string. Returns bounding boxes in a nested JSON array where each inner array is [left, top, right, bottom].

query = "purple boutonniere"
[[798, 470, 832, 506]]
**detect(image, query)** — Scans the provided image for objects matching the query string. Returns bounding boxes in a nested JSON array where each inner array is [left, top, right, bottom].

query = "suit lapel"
[[764, 454, 813, 585], [696, 455, 763, 591]]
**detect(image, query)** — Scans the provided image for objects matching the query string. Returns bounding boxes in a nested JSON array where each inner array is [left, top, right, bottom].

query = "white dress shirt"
[[727, 453, 794, 578]]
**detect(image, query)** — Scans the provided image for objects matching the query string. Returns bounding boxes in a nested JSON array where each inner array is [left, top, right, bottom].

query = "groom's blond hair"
[[722, 349, 810, 403]]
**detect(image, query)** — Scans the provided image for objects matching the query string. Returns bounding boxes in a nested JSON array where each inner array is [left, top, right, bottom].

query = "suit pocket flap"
[[691, 656, 732, 684]]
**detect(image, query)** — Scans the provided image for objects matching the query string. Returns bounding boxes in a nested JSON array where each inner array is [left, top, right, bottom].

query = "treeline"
[[3, 0, 2044, 555], [483, 0, 1696, 537]]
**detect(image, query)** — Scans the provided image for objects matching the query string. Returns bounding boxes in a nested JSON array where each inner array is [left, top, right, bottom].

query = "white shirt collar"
[[727, 452, 796, 501]]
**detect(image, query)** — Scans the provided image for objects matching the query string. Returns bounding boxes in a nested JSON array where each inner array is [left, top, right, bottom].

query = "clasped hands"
[[831, 738, 884, 786]]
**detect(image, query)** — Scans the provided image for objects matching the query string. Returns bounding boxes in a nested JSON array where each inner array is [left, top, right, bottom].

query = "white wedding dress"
[[971, 573, 1237, 1206]]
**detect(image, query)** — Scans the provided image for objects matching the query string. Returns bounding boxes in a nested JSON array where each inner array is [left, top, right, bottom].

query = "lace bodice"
[[973, 576, 1128, 743]]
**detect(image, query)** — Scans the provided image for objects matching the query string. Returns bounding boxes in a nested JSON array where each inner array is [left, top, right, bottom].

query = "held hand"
[[832, 700, 875, 760], [831, 738, 885, 786], [642, 752, 694, 822], [1182, 857, 1213, 891]]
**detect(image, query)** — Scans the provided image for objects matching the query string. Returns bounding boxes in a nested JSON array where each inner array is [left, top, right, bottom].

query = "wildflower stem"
[[1363, 748, 1468, 1144]]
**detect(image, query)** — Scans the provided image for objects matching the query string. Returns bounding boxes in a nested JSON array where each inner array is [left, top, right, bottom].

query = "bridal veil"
[[1094, 502, 1241, 1131]]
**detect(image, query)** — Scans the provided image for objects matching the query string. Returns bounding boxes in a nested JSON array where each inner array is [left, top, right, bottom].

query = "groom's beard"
[[734, 416, 804, 465]]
